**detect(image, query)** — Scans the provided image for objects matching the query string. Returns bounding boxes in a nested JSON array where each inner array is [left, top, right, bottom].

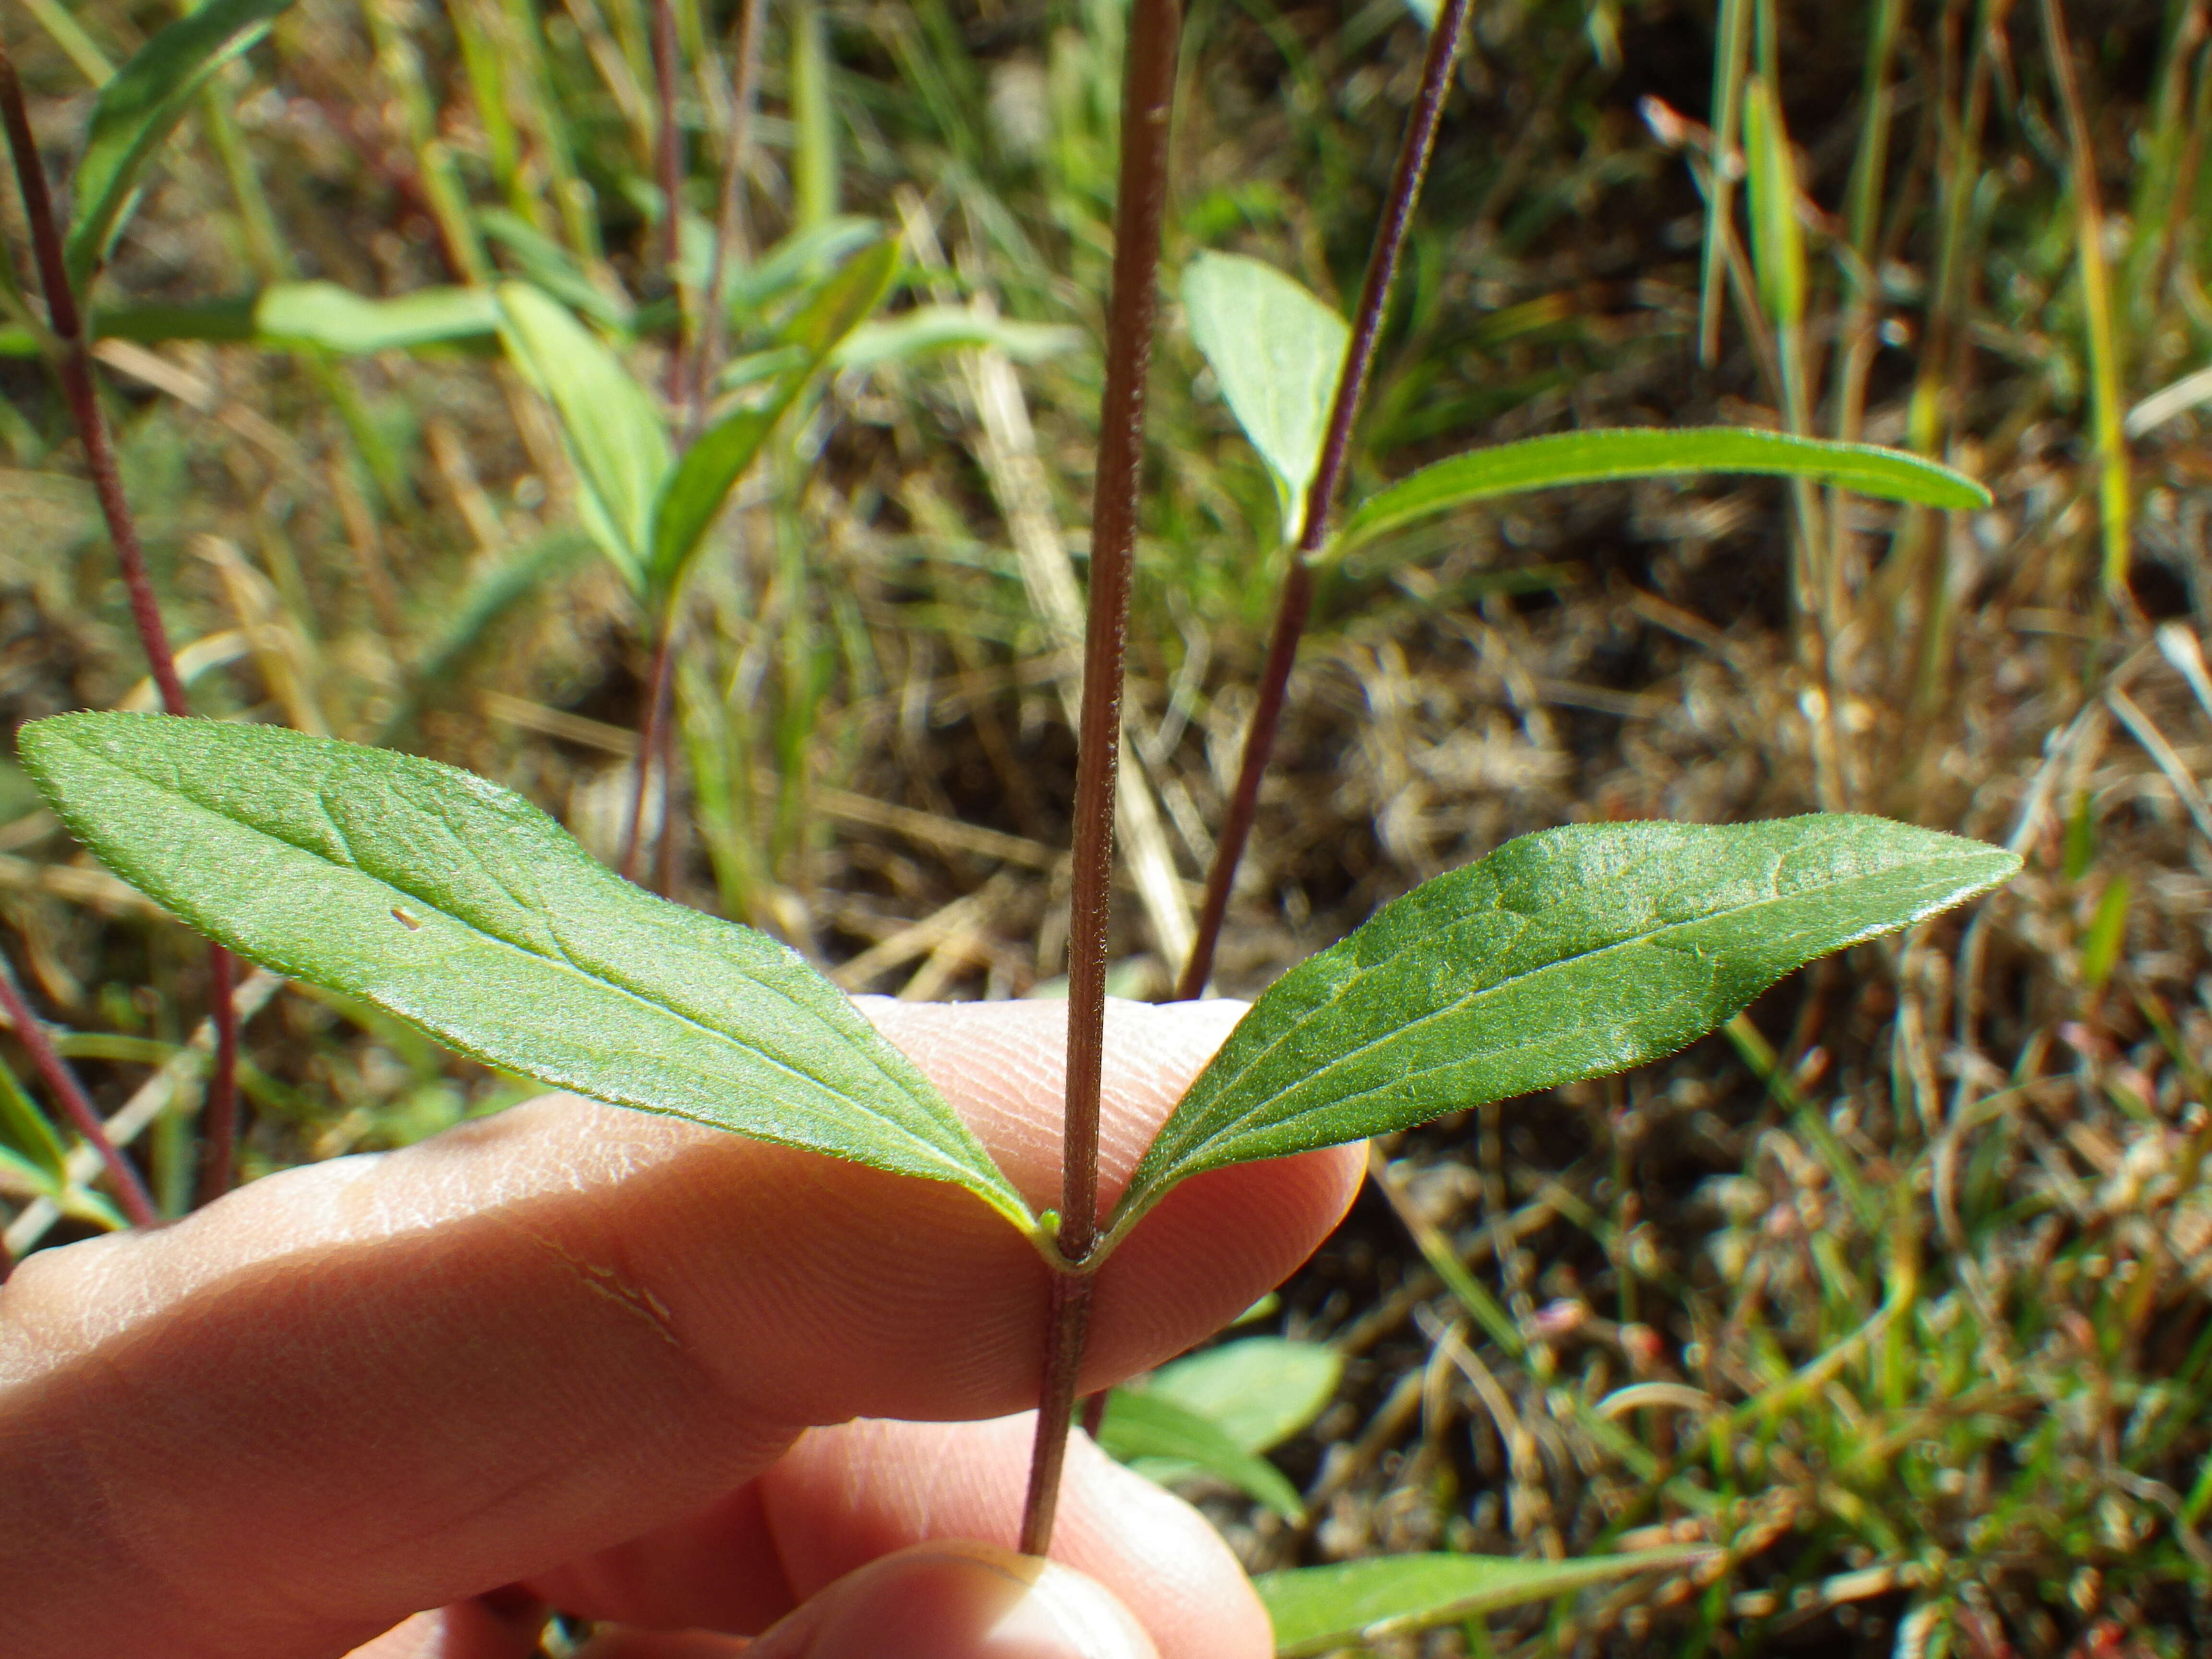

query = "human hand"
[[0, 997, 1364, 1659]]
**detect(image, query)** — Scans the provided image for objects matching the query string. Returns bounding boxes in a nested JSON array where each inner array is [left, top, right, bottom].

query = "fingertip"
[[748, 1543, 1157, 1659]]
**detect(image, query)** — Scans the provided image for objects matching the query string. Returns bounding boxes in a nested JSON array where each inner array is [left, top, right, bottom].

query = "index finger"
[[0, 998, 1361, 1659]]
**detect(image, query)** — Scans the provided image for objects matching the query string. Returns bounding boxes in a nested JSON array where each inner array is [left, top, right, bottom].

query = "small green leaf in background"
[[496, 283, 673, 591], [1742, 77, 1807, 334], [1256, 1547, 1713, 1658], [482, 210, 634, 330], [1146, 1337, 1343, 1452], [0, 1057, 68, 1196], [1334, 427, 1992, 555], [1107, 816, 2019, 1242], [255, 283, 501, 355], [65, 0, 298, 291], [1095, 1388, 1306, 1521], [648, 239, 901, 598], [2081, 876, 2131, 991], [1182, 252, 1350, 535], [17, 714, 1036, 1237], [832, 306, 1080, 372], [722, 217, 884, 321]]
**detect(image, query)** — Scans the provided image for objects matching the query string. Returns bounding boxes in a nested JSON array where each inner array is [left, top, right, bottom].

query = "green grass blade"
[[1257, 1548, 1712, 1657], [0, 1056, 68, 1195], [63, 0, 298, 292], [1108, 817, 2018, 1243], [496, 283, 673, 590], [1097, 1388, 1307, 1520], [1334, 427, 1992, 555], [17, 713, 1035, 1236], [1182, 251, 1350, 529]]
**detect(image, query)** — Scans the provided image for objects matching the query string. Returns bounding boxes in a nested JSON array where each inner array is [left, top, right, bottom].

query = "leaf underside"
[[18, 714, 1032, 1233], [1255, 1548, 1713, 1658], [1334, 427, 1992, 554], [1111, 816, 2018, 1240]]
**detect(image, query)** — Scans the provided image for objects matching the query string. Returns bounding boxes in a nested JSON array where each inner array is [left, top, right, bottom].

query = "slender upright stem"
[[1019, 0, 1182, 1560], [0, 39, 244, 1209], [652, 0, 687, 405], [691, 0, 762, 442], [621, 621, 677, 883], [0, 958, 157, 1228], [1175, 0, 1469, 999]]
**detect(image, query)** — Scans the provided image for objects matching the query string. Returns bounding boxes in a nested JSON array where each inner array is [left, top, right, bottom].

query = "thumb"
[[574, 1543, 1160, 1659]]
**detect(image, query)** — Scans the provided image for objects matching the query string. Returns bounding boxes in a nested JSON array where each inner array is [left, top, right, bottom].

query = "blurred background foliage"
[[5, 0, 2212, 1649]]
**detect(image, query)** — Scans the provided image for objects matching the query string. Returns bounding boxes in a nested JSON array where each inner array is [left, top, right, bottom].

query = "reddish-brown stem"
[[1020, 0, 1182, 1560], [691, 0, 762, 442], [0, 39, 248, 1207], [652, 0, 686, 405], [1175, 0, 1470, 999], [621, 623, 677, 882], [1018, 1270, 1097, 1556], [0, 959, 158, 1228]]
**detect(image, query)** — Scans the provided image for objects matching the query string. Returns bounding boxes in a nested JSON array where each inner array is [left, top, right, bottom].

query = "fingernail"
[[752, 1541, 1155, 1659]]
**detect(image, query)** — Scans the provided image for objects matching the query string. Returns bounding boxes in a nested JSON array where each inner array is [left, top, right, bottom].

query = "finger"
[[746, 1541, 1156, 1659], [0, 999, 1361, 1659], [574, 1544, 1156, 1659], [527, 1415, 1272, 1659], [339, 1592, 547, 1659]]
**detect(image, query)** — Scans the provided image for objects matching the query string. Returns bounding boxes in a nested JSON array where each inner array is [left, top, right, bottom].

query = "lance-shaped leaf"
[[65, 0, 298, 291], [1107, 816, 2017, 1243], [497, 283, 673, 590], [18, 713, 1034, 1235], [0, 1056, 67, 1197], [255, 283, 502, 355], [1095, 1389, 1306, 1521], [648, 238, 900, 600], [1334, 428, 1991, 556], [1256, 1548, 1713, 1658], [1182, 252, 1349, 534]]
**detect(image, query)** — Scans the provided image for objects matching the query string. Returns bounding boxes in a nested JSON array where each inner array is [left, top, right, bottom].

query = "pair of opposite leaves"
[[20, 714, 2017, 1267]]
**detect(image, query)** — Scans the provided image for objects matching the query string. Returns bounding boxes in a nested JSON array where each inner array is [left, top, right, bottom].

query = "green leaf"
[[725, 217, 883, 320], [1742, 78, 1806, 332], [647, 239, 900, 599], [1109, 817, 2018, 1243], [0, 1057, 67, 1196], [481, 209, 634, 330], [18, 713, 1035, 1236], [64, 0, 298, 291], [1256, 1548, 1711, 1657], [1096, 1389, 1306, 1521], [255, 283, 502, 355], [497, 283, 673, 589], [1145, 1337, 1342, 1452], [1182, 252, 1349, 531], [831, 306, 1080, 372], [1335, 428, 1992, 555]]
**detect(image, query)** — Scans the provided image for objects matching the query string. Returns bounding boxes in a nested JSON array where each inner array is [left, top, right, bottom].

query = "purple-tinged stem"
[[621, 625, 677, 883], [1175, 0, 1471, 1000], [1020, 0, 1183, 1561], [0, 959, 157, 1228], [0, 37, 245, 1210], [690, 0, 762, 443], [652, 0, 687, 405]]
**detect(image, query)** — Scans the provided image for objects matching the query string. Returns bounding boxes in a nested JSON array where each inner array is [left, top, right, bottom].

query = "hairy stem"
[[1175, 0, 1469, 999], [0, 958, 157, 1228], [1021, 0, 1183, 1559], [0, 39, 244, 1209]]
